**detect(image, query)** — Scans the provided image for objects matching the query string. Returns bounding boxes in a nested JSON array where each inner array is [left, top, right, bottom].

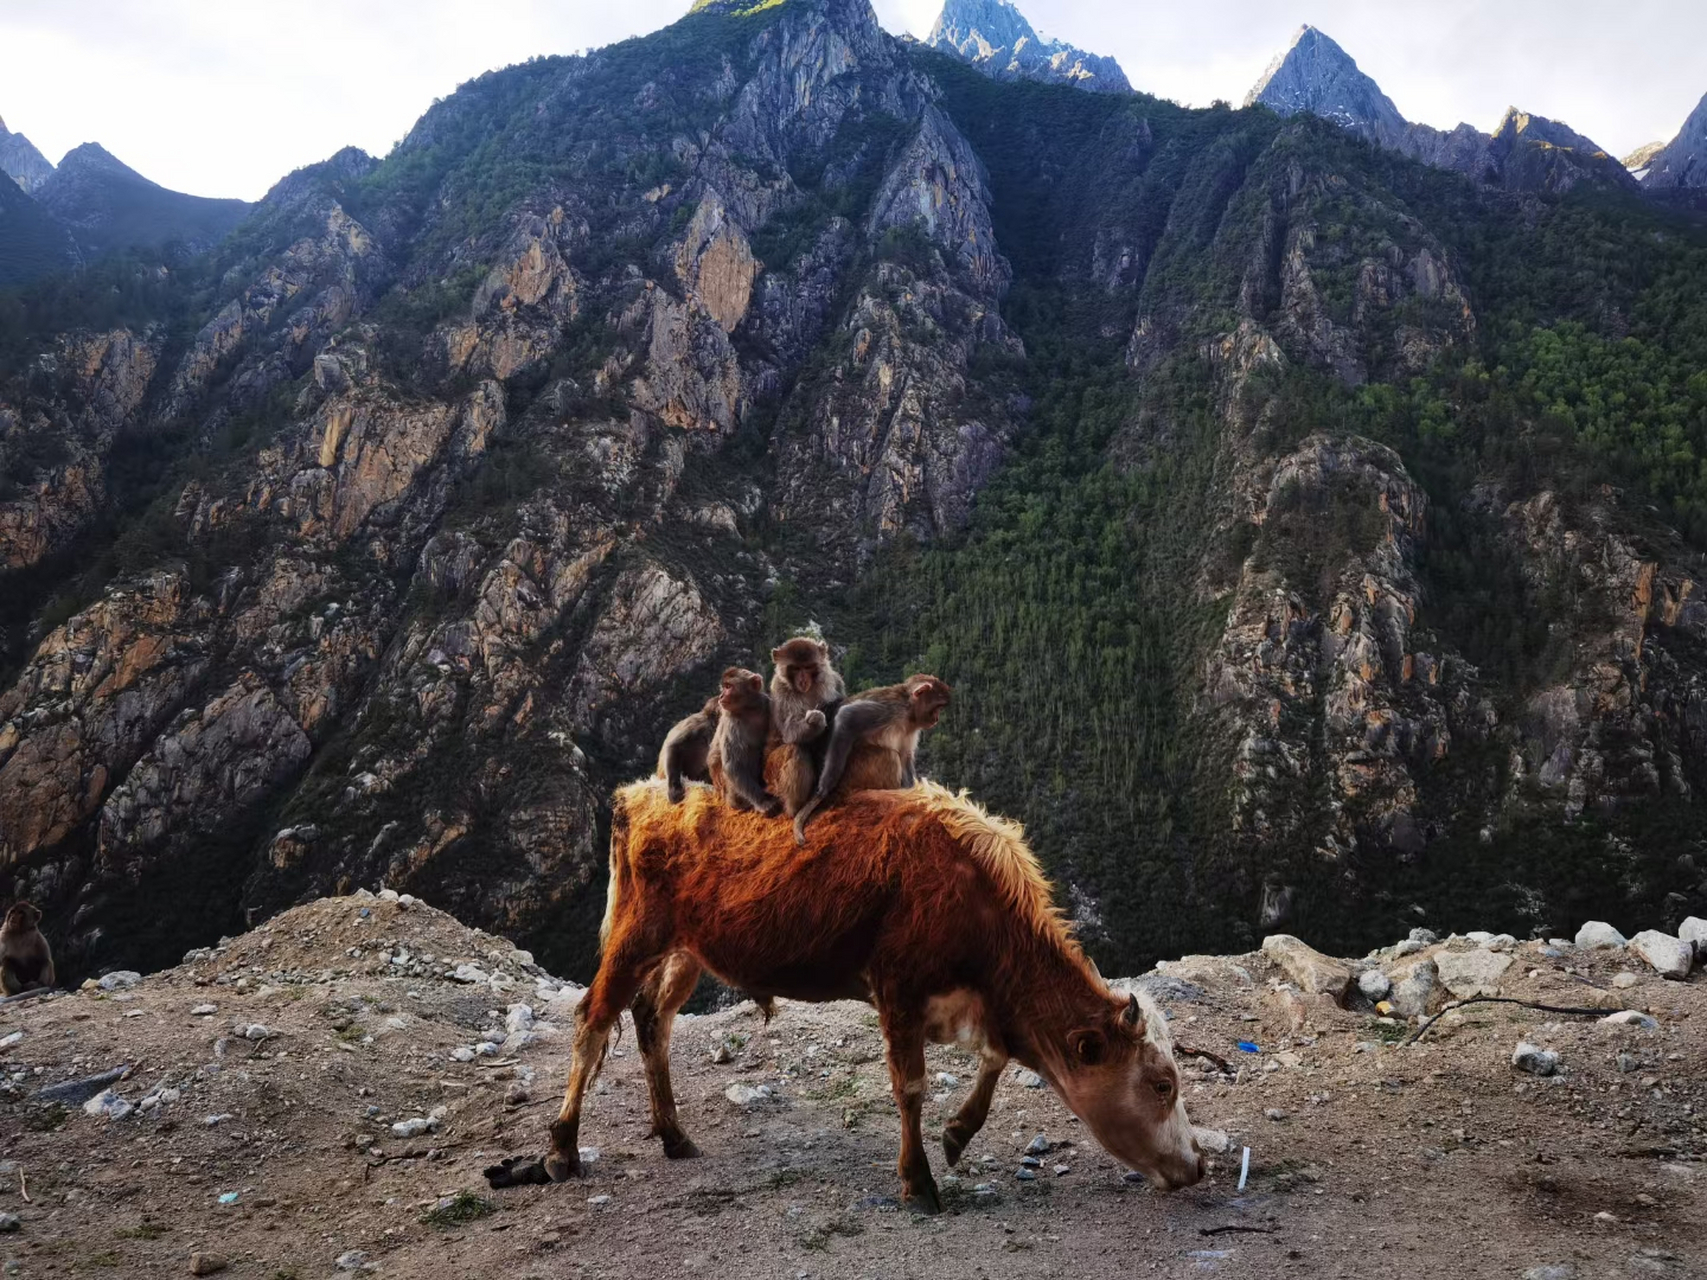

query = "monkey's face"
[[4, 903, 40, 931], [771, 638, 830, 696], [718, 671, 767, 718], [906, 675, 952, 727]]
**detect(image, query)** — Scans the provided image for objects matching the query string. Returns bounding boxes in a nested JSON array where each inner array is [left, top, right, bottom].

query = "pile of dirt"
[[0, 893, 1700, 1278]]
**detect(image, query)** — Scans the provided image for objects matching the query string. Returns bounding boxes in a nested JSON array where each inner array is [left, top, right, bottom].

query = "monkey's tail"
[[792, 797, 822, 847]]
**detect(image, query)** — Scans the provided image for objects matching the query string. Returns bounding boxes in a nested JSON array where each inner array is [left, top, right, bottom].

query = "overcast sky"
[[0, 0, 1700, 201]]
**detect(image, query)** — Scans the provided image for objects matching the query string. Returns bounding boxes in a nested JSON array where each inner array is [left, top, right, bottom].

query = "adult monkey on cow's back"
[[486, 781, 1206, 1210], [764, 635, 845, 816]]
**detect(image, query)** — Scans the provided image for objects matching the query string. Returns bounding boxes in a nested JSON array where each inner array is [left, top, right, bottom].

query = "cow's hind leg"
[[632, 951, 703, 1159], [942, 1043, 1009, 1166], [879, 1005, 940, 1213], [544, 932, 659, 1182]]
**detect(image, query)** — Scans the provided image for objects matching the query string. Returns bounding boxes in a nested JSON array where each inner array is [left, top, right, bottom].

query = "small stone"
[[1628, 930, 1692, 980], [475, 1042, 501, 1057], [1611, 972, 1639, 989], [1015, 1168, 1037, 1181], [83, 1089, 133, 1120], [1618, 1053, 1639, 1073], [1575, 922, 1626, 950], [1025, 1133, 1050, 1155], [391, 1117, 437, 1138], [1600, 1010, 1658, 1030], [578, 1146, 600, 1164], [1393, 939, 1426, 958], [1193, 1127, 1231, 1154], [188, 1253, 228, 1275], [1522, 1267, 1575, 1280], [1408, 927, 1439, 945], [334, 1250, 368, 1270], [1053, 1164, 1071, 1176], [504, 1082, 530, 1106], [587, 1194, 612, 1207], [1592, 1210, 1617, 1224], [451, 964, 489, 984], [1261, 934, 1352, 998], [97, 971, 141, 991], [1357, 969, 1392, 1001], [935, 1072, 959, 1088], [1265, 1108, 1288, 1121], [204, 1113, 233, 1126], [449, 1046, 477, 1063], [1016, 1070, 1045, 1089], [1122, 1170, 1146, 1184], [505, 1004, 535, 1033], [972, 1182, 998, 1197], [0, 1213, 18, 1233], [242, 1024, 270, 1041], [190, 1004, 217, 1016], [724, 1083, 774, 1106], [1512, 1042, 1559, 1076], [1020, 1156, 1042, 1168]]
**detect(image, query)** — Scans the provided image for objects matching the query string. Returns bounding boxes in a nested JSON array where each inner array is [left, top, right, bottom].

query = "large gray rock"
[[1511, 1042, 1559, 1076], [1678, 917, 1707, 962], [1261, 934, 1352, 999], [1387, 959, 1437, 1018], [1435, 948, 1513, 999], [1574, 921, 1627, 950], [1628, 930, 1693, 980]]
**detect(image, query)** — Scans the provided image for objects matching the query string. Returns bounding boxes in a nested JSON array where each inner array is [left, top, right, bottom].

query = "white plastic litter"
[[1237, 1146, 1250, 1191]]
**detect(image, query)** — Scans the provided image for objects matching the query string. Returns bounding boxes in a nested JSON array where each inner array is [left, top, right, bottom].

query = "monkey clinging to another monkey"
[[1, 902, 54, 996], [764, 636, 846, 817]]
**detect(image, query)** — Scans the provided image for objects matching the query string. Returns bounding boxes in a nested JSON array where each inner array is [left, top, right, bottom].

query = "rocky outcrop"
[[0, 115, 53, 193], [1637, 91, 1707, 189], [927, 0, 1130, 94]]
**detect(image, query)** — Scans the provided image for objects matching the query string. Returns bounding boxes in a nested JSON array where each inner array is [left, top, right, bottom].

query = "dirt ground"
[[0, 893, 1701, 1279]]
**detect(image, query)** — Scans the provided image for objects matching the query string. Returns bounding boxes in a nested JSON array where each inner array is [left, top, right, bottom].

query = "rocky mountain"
[[2, 0, 1706, 985], [34, 142, 251, 258], [1246, 25, 1634, 195], [926, 0, 1129, 93], [0, 114, 54, 193], [1639, 91, 1707, 189], [0, 170, 77, 285]]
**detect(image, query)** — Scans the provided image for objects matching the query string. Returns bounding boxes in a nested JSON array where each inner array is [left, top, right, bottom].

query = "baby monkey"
[[793, 674, 951, 843], [709, 668, 784, 815], [1, 902, 54, 996]]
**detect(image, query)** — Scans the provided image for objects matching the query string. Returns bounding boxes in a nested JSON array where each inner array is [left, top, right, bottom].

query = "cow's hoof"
[[544, 1151, 585, 1182], [903, 1181, 943, 1215], [942, 1122, 971, 1167]]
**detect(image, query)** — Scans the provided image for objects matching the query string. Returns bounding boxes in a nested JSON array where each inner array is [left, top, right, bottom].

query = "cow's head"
[[1050, 990, 1204, 1190]]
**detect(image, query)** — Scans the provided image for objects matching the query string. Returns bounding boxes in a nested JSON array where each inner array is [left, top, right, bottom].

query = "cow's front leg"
[[943, 1043, 1008, 1166], [880, 1005, 939, 1213]]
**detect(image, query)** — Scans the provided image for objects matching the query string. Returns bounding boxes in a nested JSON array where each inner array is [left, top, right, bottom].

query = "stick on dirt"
[[1402, 996, 1614, 1047]]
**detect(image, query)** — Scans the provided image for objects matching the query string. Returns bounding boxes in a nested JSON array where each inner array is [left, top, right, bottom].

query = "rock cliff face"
[[0, 115, 54, 193], [926, 0, 1129, 93], [1246, 26, 1634, 195], [1639, 91, 1707, 189], [2, 0, 1705, 978]]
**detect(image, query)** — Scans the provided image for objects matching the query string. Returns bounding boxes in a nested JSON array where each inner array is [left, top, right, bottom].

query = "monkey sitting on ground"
[[764, 636, 846, 817], [708, 668, 783, 815], [1, 902, 54, 996], [792, 675, 951, 844]]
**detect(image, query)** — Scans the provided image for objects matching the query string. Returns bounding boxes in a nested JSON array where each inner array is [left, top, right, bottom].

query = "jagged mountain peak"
[[53, 141, 154, 185], [1244, 24, 1406, 147], [0, 112, 55, 194], [1640, 90, 1707, 190], [926, 0, 1129, 93]]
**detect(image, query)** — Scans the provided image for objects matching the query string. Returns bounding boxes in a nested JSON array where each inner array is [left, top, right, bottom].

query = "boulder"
[[1628, 930, 1692, 980], [1435, 948, 1513, 998], [1357, 969, 1392, 1001], [1387, 959, 1438, 1018], [1511, 1042, 1559, 1076], [1574, 921, 1626, 950], [1261, 935, 1352, 1000], [1678, 917, 1706, 962]]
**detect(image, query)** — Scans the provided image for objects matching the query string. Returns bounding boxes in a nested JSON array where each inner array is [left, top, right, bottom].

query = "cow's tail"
[[600, 792, 633, 953]]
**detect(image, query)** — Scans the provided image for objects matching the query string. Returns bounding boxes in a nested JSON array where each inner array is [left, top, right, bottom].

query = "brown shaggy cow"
[[514, 778, 1205, 1210]]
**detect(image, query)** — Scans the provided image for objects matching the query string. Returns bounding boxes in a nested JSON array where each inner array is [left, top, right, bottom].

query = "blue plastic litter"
[[217, 1192, 239, 1205], [1235, 1040, 1260, 1054]]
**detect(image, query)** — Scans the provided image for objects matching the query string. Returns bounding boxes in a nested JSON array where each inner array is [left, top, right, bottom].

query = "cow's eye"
[[1154, 1080, 1173, 1101]]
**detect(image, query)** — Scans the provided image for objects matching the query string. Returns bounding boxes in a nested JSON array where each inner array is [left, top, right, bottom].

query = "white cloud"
[[0, 0, 1699, 201]]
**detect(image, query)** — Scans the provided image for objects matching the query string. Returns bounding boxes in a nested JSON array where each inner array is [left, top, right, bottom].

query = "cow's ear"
[[1122, 993, 1146, 1037], [1067, 1027, 1107, 1066]]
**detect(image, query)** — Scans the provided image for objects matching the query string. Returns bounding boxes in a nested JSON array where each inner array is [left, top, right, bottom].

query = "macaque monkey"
[[656, 693, 722, 803], [792, 675, 951, 844], [764, 636, 846, 816], [0, 902, 54, 996], [708, 668, 782, 815]]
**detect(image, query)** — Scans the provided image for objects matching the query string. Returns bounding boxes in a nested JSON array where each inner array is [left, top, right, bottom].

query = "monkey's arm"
[[0, 960, 19, 997], [725, 753, 782, 817], [777, 707, 828, 745]]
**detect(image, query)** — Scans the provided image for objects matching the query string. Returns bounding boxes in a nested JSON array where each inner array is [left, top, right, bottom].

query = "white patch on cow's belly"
[[923, 989, 989, 1050]]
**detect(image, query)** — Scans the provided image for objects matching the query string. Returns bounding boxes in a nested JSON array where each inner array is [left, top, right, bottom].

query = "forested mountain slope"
[[2, 0, 1705, 981]]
